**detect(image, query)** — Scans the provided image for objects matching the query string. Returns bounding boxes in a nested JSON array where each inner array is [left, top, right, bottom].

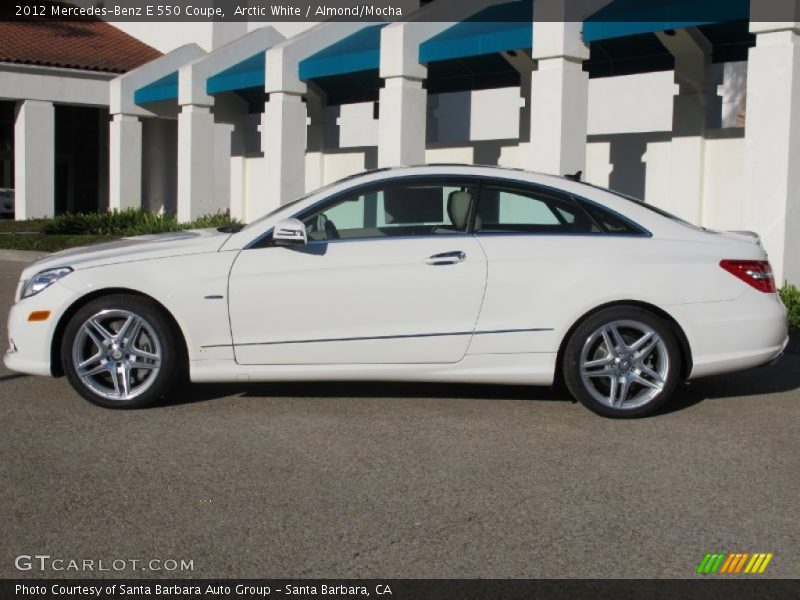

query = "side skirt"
[[189, 352, 557, 386]]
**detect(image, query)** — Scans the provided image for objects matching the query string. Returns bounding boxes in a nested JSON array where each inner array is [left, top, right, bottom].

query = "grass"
[[0, 209, 241, 253]]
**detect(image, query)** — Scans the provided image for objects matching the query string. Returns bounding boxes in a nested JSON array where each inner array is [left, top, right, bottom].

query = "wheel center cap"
[[619, 359, 632, 371], [111, 349, 123, 360]]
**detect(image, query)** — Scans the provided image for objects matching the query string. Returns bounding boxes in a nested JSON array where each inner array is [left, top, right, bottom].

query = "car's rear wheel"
[[563, 307, 681, 418], [61, 294, 184, 409]]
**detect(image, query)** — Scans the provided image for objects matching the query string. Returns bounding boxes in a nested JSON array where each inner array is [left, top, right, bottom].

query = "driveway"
[[1, 258, 798, 579]]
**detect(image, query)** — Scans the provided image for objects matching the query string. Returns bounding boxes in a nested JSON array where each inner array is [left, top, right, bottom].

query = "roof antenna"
[[564, 170, 583, 182]]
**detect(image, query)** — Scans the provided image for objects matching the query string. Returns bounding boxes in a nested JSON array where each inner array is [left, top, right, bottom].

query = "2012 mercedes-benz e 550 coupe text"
[[5, 166, 789, 417]]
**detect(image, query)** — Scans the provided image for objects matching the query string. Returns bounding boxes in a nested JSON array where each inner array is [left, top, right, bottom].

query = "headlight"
[[21, 267, 73, 299]]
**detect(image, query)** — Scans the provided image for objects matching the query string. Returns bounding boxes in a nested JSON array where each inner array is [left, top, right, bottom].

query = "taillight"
[[720, 260, 776, 293]]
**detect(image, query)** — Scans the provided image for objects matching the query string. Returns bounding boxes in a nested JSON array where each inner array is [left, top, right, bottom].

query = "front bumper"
[[4, 282, 74, 378]]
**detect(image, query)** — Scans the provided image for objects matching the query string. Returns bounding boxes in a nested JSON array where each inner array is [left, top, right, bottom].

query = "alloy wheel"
[[579, 319, 669, 410], [71, 309, 162, 401]]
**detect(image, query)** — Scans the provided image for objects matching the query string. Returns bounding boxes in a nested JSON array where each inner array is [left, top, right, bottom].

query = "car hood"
[[23, 228, 231, 277]]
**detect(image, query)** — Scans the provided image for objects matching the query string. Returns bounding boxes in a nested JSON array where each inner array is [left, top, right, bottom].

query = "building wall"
[[222, 65, 748, 228], [0, 64, 111, 106]]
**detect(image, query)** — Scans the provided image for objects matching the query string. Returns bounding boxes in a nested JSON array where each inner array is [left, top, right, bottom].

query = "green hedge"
[[41, 209, 240, 236], [0, 210, 242, 253], [0, 234, 116, 253], [780, 283, 800, 332], [0, 219, 48, 233]]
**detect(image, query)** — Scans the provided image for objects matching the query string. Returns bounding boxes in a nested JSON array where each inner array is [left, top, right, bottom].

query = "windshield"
[[575, 181, 705, 231]]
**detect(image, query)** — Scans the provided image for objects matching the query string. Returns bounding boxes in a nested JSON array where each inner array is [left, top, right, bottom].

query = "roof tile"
[[0, 3, 162, 74]]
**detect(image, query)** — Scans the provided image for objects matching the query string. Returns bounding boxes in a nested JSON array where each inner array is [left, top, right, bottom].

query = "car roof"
[[350, 163, 569, 184]]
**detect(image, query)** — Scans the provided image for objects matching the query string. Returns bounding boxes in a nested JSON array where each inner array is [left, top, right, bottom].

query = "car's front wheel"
[[61, 294, 184, 409], [563, 307, 682, 418]]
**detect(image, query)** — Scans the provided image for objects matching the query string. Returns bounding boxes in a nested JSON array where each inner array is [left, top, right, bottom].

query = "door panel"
[[228, 237, 487, 365]]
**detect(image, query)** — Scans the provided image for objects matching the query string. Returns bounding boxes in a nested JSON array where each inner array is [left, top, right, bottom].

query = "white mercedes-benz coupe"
[[5, 166, 789, 417]]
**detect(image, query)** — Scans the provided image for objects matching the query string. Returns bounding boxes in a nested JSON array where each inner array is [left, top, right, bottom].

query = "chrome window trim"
[[243, 173, 653, 250]]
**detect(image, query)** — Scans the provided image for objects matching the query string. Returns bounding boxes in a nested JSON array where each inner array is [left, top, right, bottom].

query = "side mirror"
[[273, 218, 307, 246]]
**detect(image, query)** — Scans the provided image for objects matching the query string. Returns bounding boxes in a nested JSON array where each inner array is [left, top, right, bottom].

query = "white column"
[[305, 90, 327, 192], [213, 122, 234, 215], [14, 100, 54, 219], [177, 104, 215, 222], [528, 22, 589, 176], [378, 76, 427, 167], [261, 92, 307, 215], [744, 21, 800, 285], [656, 28, 720, 223], [109, 113, 142, 211]]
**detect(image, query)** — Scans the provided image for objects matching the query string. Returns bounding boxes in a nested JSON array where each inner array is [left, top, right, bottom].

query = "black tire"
[[562, 306, 682, 418], [61, 294, 185, 409]]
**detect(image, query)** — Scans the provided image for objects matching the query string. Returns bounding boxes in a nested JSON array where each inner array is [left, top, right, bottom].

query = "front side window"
[[475, 185, 599, 234], [299, 180, 478, 242]]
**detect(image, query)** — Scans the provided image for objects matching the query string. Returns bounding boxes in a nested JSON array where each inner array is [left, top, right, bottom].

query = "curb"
[[0, 249, 49, 263]]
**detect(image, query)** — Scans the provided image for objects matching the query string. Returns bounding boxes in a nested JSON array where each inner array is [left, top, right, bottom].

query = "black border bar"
[[3, 0, 800, 23], [3, 579, 800, 600]]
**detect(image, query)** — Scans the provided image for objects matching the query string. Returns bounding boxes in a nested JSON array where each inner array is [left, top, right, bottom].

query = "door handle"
[[426, 251, 466, 266]]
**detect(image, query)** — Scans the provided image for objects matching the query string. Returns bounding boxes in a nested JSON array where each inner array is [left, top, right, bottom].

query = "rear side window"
[[475, 185, 598, 234], [579, 201, 647, 235]]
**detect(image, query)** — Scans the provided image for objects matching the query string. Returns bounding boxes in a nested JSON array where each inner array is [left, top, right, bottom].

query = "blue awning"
[[299, 24, 385, 80], [419, 1, 533, 64], [134, 71, 178, 104], [584, 0, 750, 42], [207, 53, 266, 94]]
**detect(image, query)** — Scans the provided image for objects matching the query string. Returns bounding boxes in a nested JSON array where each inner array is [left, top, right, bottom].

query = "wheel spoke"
[[583, 355, 614, 370], [607, 325, 628, 352], [77, 350, 103, 370], [582, 369, 612, 379], [87, 319, 114, 343], [636, 337, 660, 361], [613, 376, 632, 407], [629, 330, 654, 352], [108, 365, 122, 398], [600, 329, 615, 355], [82, 324, 106, 350], [607, 376, 619, 406], [638, 362, 663, 382], [119, 363, 131, 399], [129, 346, 159, 362], [632, 372, 663, 390], [78, 361, 110, 378], [130, 361, 159, 371], [116, 315, 140, 342]]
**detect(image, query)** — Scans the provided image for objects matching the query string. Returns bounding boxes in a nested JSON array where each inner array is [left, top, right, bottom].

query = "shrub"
[[0, 219, 48, 233], [780, 283, 800, 333], [0, 234, 115, 253], [40, 209, 240, 236]]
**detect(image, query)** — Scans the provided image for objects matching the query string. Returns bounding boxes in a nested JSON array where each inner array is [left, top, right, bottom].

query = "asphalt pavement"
[[1, 258, 798, 579]]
